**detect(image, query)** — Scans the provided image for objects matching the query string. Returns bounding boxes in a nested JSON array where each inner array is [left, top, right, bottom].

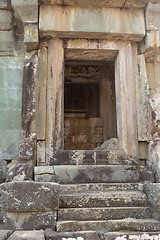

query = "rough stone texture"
[[0, 230, 13, 240], [6, 159, 34, 182], [147, 139, 160, 181], [59, 191, 147, 208], [8, 230, 45, 240], [57, 219, 160, 232], [53, 165, 153, 184], [24, 24, 39, 52], [3, 211, 57, 230], [38, 0, 160, 8], [39, 6, 145, 41], [95, 138, 132, 160], [0, 160, 7, 183], [0, 181, 59, 212], [144, 183, 160, 220], [34, 166, 56, 182], [11, 0, 38, 23], [58, 207, 151, 221], [0, 30, 14, 52], [45, 229, 100, 240], [59, 183, 144, 194], [19, 51, 38, 160], [104, 232, 160, 240], [37, 141, 46, 166], [0, 10, 12, 30], [35, 47, 47, 141], [136, 55, 152, 141], [146, 3, 160, 31], [0, 57, 24, 160], [0, 0, 12, 9]]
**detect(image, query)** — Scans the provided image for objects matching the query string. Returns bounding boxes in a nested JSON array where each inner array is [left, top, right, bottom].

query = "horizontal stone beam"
[[39, 5, 145, 41], [38, 0, 160, 9]]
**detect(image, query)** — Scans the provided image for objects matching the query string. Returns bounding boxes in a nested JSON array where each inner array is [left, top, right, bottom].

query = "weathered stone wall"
[[0, 0, 24, 161]]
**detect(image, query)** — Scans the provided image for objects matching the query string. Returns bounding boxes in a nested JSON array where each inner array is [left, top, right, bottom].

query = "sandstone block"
[[0, 30, 14, 52], [144, 183, 160, 220], [0, 10, 12, 30], [39, 5, 145, 41], [45, 229, 100, 240], [146, 3, 160, 31], [24, 24, 39, 52], [34, 166, 56, 182], [11, 0, 38, 23], [0, 160, 7, 183], [34, 166, 55, 175], [6, 160, 34, 182], [0, 181, 59, 212], [8, 230, 45, 240], [3, 211, 57, 230]]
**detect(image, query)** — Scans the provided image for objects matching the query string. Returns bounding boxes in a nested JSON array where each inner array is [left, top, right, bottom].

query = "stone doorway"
[[64, 61, 117, 150], [46, 39, 138, 165]]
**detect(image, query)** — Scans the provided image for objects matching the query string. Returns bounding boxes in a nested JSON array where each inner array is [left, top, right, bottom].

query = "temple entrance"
[[64, 61, 117, 150]]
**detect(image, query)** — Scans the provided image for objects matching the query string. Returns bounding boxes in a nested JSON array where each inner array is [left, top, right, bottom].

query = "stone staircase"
[[50, 160, 160, 234]]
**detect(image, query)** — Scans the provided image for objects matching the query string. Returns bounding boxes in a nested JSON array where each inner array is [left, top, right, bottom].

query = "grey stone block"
[[6, 160, 34, 182], [0, 230, 13, 240], [8, 230, 45, 240], [0, 160, 7, 183], [0, 30, 14, 52], [11, 0, 38, 23], [0, 10, 12, 30], [144, 183, 160, 220], [24, 24, 39, 52], [3, 211, 57, 230], [0, 181, 59, 212], [45, 229, 100, 240]]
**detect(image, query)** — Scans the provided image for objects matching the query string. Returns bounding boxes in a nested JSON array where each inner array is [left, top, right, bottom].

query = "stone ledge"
[[39, 5, 145, 41]]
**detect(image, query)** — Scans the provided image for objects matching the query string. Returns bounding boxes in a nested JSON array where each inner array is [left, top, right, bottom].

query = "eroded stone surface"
[[6, 159, 34, 182], [0, 160, 7, 183], [0, 181, 59, 212], [3, 211, 57, 230]]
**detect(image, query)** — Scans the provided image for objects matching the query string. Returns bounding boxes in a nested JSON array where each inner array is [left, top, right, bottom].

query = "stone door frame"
[[45, 38, 138, 165]]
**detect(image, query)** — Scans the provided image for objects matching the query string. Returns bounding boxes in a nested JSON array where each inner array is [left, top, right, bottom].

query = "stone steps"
[[59, 190, 148, 208], [58, 207, 152, 221], [56, 219, 160, 232], [59, 183, 144, 194], [53, 165, 154, 184]]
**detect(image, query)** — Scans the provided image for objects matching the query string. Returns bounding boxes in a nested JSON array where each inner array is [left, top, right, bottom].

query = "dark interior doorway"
[[64, 61, 117, 150]]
